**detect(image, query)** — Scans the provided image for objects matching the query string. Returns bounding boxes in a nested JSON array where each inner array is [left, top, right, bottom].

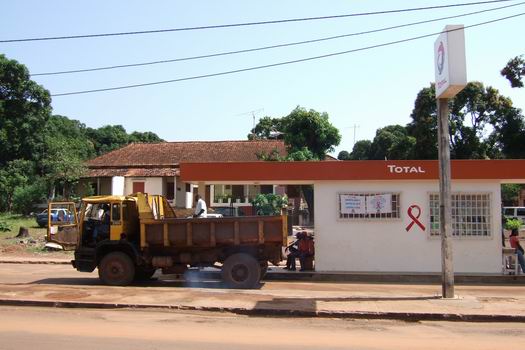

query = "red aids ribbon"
[[406, 205, 426, 232]]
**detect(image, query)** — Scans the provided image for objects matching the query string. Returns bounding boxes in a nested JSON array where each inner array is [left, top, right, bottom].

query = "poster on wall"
[[340, 194, 366, 214], [366, 194, 392, 214]]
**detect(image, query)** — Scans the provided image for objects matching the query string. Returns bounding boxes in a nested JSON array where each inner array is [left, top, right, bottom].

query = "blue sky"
[[1, 0, 524, 155]]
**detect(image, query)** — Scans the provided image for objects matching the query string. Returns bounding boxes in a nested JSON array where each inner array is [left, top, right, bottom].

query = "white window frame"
[[337, 192, 401, 221], [428, 192, 492, 239]]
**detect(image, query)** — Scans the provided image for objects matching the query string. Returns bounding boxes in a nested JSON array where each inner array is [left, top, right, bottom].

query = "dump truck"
[[47, 193, 287, 288]]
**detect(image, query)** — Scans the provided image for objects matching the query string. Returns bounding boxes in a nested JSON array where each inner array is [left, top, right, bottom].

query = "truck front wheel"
[[98, 251, 135, 286], [222, 253, 261, 289]]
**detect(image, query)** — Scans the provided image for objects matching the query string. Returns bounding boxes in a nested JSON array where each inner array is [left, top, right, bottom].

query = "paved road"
[[1, 306, 524, 350], [2, 263, 525, 297]]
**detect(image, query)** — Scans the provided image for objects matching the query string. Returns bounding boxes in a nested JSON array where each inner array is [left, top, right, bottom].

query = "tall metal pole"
[[437, 98, 455, 298]]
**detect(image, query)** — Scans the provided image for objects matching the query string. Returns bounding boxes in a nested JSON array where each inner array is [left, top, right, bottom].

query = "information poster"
[[340, 194, 366, 214], [366, 194, 392, 214]]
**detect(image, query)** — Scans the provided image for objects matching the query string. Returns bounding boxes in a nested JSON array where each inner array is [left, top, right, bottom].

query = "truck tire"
[[134, 266, 156, 281], [221, 253, 261, 289], [98, 251, 135, 286]]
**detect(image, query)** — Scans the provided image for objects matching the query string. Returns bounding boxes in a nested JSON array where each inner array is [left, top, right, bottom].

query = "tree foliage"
[[130, 131, 164, 144], [407, 82, 525, 159], [0, 160, 35, 211], [501, 184, 522, 206], [369, 125, 416, 160], [251, 106, 341, 160], [281, 107, 341, 159], [251, 193, 288, 216], [406, 86, 438, 159], [350, 140, 372, 160], [0, 54, 51, 166], [501, 55, 525, 88], [337, 150, 351, 160]]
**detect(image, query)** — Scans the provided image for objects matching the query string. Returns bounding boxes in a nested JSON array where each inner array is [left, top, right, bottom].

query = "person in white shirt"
[[193, 195, 207, 218]]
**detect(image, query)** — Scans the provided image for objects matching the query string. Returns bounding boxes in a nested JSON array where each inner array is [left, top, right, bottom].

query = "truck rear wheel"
[[222, 253, 261, 289], [98, 251, 135, 286]]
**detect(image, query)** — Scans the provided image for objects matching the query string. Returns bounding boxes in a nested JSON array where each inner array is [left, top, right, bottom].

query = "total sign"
[[434, 25, 467, 99]]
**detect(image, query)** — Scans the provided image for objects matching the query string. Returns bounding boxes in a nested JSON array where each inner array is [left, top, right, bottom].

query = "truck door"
[[47, 202, 79, 250]]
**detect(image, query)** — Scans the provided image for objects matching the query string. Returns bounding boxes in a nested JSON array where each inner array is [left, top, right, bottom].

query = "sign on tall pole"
[[434, 25, 467, 298]]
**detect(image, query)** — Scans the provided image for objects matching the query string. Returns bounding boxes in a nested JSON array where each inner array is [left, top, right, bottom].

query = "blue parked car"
[[36, 208, 74, 228]]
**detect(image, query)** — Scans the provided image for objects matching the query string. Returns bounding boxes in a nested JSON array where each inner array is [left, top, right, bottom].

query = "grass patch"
[[0, 212, 45, 239]]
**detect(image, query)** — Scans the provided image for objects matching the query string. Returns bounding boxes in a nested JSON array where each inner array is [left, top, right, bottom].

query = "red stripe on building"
[[180, 160, 525, 182]]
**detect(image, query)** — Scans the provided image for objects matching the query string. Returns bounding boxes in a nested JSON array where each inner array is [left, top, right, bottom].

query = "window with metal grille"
[[429, 193, 491, 237], [338, 192, 400, 220]]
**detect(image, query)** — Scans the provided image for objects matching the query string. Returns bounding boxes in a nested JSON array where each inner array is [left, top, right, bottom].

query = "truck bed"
[[139, 215, 286, 248]]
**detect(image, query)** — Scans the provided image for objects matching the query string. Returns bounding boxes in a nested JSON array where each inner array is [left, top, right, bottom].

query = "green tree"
[[0, 54, 51, 166], [501, 55, 525, 88], [251, 193, 288, 216], [39, 115, 95, 199], [337, 150, 351, 160], [86, 125, 164, 155], [12, 178, 47, 214], [129, 131, 164, 143], [0, 160, 35, 211], [46, 115, 95, 159], [407, 82, 524, 159], [406, 86, 438, 159], [350, 140, 372, 160], [369, 125, 416, 160], [490, 103, 525, 159], [42, 137, 87, 199], [86, 125, 129, 155], [281, 107, 341, 159], [501, 184, 522, 206]]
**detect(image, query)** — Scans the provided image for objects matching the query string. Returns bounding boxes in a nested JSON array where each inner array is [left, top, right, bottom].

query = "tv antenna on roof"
[[344, 123, 360, 148], [236, 108, 264, 139]]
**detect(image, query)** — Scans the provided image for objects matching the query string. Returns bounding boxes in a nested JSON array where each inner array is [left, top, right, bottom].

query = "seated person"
[[93, 204, 110, 243], [298, 232, 315, 271], [285, 232, 302, 271]]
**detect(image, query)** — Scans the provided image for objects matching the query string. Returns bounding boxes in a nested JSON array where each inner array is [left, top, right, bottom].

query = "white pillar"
[[111, 176, 125, 196]]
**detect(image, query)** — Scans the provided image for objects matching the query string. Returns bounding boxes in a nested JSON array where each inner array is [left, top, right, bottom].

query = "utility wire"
[[51, 13, 525, 97], [32, 2, 524, 77], [1, 0, 518, 43]]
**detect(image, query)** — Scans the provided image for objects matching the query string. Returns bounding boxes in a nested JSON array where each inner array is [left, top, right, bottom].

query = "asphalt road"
[[1, 306, 524, 350]]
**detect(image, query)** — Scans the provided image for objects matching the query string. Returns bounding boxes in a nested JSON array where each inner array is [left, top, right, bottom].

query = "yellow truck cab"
[[47, 193, 286, 289]]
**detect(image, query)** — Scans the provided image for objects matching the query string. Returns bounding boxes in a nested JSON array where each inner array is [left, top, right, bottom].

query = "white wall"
[[145, 177, 163, 196], [175, 176, 192, 208], [314, 180, 502, 274], [124, 177, 164, 196]]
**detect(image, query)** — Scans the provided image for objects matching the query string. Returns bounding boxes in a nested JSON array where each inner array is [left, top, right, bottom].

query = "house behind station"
[[81, 140, 287, 211]]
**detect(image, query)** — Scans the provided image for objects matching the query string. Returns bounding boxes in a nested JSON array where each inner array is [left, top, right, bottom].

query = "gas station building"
[[180, 159, 525, 274]]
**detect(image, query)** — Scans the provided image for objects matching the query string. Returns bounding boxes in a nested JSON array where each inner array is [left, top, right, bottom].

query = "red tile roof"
[[86, 167, 179, 178], [87, 140, 287, 168]]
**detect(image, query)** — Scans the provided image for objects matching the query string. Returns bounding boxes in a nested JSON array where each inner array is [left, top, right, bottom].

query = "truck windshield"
[[83, 203, 109, 221]]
